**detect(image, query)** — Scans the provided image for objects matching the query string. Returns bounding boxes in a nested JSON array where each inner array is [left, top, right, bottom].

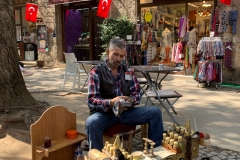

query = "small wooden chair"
[[102, 124, 136, 153], [30, 106, 86, 160]]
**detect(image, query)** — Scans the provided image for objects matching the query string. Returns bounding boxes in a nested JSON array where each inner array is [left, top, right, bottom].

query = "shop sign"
[[37, 18, 43, 23], [48, 0, 95, 5], [14, 0, 32, 5]]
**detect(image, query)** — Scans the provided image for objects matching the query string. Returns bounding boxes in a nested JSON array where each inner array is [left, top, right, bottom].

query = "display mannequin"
[[187, 26, 198, 73], [160, 28, 172, 62]]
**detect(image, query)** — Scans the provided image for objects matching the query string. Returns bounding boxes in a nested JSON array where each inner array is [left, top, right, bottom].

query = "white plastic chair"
[[62, 52, 85, 90]]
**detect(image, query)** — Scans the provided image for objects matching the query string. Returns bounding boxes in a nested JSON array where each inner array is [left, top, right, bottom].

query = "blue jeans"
[[85, 106, 164, 151]]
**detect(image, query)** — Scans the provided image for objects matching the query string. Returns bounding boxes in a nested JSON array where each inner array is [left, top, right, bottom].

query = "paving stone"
[[231, 153, 237, 155], [202, 149, 211, 152], [228, 155, 236, 159], [237, 155, 240, 158], [217, 155, 227, 159], [198, 153, 203, 156], [199, 150, 206, 154], [211, 156, 221, 160], [206, 153, 213, 157], [199, 145, 204, 149], [210, 152, 218, 156], [220, 151, 228, 156]]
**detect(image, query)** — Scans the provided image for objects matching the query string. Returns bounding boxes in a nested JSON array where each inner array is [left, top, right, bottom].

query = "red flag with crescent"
[[220, 0, 231, 5], [96, 0, 112, 18], [25, 3, 38, 22]]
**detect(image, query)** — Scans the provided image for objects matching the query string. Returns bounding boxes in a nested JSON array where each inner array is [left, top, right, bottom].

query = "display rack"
[[195, 37, 224, 88]]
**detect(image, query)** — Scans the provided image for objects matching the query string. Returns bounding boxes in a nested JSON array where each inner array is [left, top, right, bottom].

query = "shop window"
[[141, 4, 185, 44], [15, 10, 21, 25], [16, 26, 22, 41]]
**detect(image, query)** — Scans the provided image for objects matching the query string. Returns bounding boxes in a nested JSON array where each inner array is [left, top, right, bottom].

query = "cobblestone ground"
[[24, 66, 240, 160], [131, 133, 240, 160]]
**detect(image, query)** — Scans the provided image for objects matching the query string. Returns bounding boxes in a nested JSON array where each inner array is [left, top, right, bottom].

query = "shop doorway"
[[62, 2, 104, 61]]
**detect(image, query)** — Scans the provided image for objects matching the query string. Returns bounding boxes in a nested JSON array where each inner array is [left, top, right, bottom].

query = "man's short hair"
[[108, 37, 126, 51]]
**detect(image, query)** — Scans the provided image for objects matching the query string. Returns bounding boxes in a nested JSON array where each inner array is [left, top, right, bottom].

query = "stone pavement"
[[23, 65, 240, 159]]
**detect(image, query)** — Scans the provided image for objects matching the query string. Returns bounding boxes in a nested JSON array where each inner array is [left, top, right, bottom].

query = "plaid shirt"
[[87, 63, 141, 112]]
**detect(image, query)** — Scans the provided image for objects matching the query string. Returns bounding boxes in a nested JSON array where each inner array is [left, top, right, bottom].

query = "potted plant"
[[36, 52, 44, 68], [98, 16, 134, 51], [36, 60, 44, 68], [99, 51, 108, 61]]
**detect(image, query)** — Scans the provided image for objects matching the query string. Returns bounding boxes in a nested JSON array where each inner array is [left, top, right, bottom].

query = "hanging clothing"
[[162, 28, 172, 47], [178, 16, 187, 38], [197, 60, 222, 83], [184, 47, 190, 68], [197, 38, 224, 60], [229, 10, 238, 34], [171, 43, 177, 62], [218, 10, 227, 33], [211, 8, 218, 34], [187, 28, 197, 48], [224, 42, 232, 68]]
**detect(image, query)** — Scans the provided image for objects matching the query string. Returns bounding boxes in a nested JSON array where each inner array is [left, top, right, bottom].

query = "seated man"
[[85, 37, 164, 151]]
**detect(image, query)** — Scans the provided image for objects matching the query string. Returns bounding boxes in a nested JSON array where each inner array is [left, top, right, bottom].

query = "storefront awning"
[[48, 0, 97, 5]]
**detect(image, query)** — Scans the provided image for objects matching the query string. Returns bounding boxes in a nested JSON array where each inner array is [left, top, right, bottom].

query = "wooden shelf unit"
[[35, 133, 86, 155], [31, 106, 87, 160]]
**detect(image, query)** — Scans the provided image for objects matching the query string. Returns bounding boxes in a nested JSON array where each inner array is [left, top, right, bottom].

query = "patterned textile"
[[218, 10, 227, 33], [174, 42, 183, 63], [197, 61, 222, 83], [197, 39, 224, 60], [198, 61, 208, 82]]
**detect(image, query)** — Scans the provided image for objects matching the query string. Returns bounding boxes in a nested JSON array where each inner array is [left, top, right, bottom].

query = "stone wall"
[[217, 0, 240, 84], [34, 0, 58, 67], [110, 0, 137, 23]]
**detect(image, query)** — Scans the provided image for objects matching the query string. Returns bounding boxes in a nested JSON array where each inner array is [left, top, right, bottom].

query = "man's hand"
[[122, 96, 133, 103], [110, 96, 124, 107], [110, 96, 133, 106]]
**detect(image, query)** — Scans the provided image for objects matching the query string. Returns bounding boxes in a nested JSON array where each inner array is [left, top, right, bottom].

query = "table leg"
[[80, 63, 89, 92]]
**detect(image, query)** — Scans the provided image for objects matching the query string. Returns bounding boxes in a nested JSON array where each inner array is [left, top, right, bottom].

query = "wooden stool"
[[103, 124, 136, 153]]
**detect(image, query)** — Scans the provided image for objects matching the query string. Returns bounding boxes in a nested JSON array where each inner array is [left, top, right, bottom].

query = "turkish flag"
[[25, 3, 38, 22], [96, 0, 112, 18], [220, 0, 231, 5]]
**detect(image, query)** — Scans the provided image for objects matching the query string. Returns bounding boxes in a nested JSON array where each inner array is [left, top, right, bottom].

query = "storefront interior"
[[62, 1, 104, 61], [138, 0, 215, 75]]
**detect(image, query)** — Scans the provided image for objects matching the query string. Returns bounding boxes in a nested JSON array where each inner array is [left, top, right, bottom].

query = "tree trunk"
[[0, 0, 37, 108]]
